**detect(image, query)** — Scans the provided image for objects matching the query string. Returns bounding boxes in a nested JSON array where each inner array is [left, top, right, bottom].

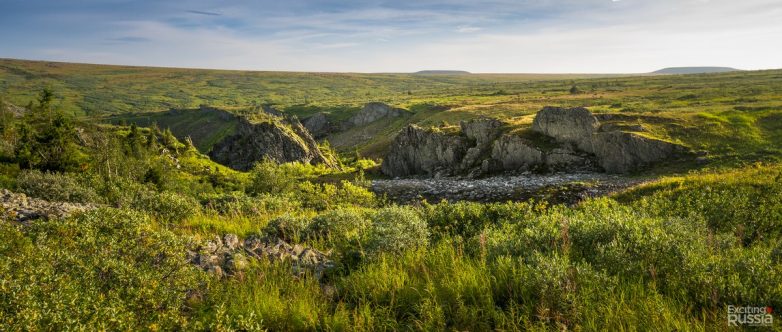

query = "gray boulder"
[[302, 112, 331, 138], [460, 118, 504, 171], [490, 135, 544, 170], [532, 106, 600, 152], [349, 102, 405, 126], [381, 125, 470, 177], [591, 131, 688, 173]]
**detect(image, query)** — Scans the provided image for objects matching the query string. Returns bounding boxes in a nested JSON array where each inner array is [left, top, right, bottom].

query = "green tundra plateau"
[[1, 58, 781, 331]]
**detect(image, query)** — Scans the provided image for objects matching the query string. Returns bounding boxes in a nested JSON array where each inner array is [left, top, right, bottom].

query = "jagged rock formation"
[[382, 107, 691, 177], [302, 112, 331, 138], [349, 102, 405, 126], [189, 233, 333, 279], [532, 106, 600, 153], [209, 111, 337, 171], [591, 131, 689, 173], [381, 125, 470, 177], [1, 189, 96, 223]]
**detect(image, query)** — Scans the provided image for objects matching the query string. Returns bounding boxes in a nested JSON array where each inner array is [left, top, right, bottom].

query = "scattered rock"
[[372, 173, 646, 205], [191, 234, 334, 280], [0, 189, 97, 223]]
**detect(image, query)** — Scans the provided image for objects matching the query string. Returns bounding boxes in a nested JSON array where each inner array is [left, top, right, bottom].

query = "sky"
[[0, 0, 780, 73]]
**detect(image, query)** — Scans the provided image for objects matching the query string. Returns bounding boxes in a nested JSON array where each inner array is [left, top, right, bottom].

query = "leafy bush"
[[264, 214, 313, 242], [297, 180, 378, 210], [247, 159, 301, 195], [201, 191, 301, 218], [16, 169, 103, 203], [132, 190, 200, 224], [0, 208, 204, 330], [366, 206, 429, 256], [307, 208, 372, 261]]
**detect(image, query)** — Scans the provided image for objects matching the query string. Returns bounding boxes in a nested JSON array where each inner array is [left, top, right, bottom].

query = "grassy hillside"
[[3, 58, 782, 167], [1, 59, 782, 330]]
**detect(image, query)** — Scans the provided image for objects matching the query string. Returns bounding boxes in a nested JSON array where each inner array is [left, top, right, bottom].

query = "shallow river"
[[371, 173, 647, 204]]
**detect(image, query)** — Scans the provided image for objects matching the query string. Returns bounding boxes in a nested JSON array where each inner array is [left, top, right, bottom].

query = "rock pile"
[[189, 233, 334, 279], [372, 173, 644, 204], [0, 189, 96, 223], [382, 106, 691, 176]]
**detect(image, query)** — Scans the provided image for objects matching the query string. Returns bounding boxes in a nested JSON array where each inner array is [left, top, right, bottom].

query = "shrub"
[[366, 206, 429, 256], [308, 208, 372, 260], [16, 169, 103, 203], [201, 191, 301, 218], [132, 190, 200, 224], [264, 214, 313, 242], [0, 208, 204, 330], [247, 159, 301, 195]]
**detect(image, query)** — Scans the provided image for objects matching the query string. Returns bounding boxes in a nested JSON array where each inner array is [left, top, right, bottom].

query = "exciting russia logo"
[[727, 305, 774, 327]]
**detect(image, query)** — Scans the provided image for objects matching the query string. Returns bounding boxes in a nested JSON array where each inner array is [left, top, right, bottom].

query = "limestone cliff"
[[381, 106, 691, 177], [208, 112, 336, 171]]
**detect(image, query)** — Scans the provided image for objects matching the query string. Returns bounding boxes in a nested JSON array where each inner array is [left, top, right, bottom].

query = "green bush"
[[0, 208, 204, 330], [132, 190, 200, 224], [366, 206, 429, 256], [264, 214, 313, 242], [201, 191, 301, 218], [16, 169, 103, 203], [308, 208, 372, 262]]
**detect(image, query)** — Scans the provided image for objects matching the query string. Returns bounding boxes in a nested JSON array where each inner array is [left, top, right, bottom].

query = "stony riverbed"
[[371, 173, 648, 205]]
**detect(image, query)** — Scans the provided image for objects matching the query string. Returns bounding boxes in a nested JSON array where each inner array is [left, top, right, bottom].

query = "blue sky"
[[1, 0, 780, 73]]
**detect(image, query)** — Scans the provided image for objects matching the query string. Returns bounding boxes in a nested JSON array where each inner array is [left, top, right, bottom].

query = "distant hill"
[[414, 70, 471, 75], [652, 67, 741, 75]]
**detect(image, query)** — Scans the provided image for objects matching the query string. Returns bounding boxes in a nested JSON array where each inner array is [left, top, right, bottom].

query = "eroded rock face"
[[349, 102, 405, 126], [591, 131, 688, 173], [532, 106, 600, 152], [381, 125, 470, 177], [302, 112, 331, 138], [460, 118, 504, 171], [381, 106, 691, 177], [490, 135, 544, 170], [209, 115, 336, 171]]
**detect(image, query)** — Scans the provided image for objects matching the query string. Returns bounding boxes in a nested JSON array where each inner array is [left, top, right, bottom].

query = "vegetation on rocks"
[[1, 63, 781, 330]]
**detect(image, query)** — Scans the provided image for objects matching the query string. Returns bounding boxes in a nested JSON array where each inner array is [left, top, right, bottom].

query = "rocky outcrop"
[[381, 125, 470, 177], [532, 106, 600, 152], [591, 131, 689, 173], [460, 118, 504, 171], [1, 189, 96, 223], [349, 102, 405, 126], [189, 233, 333, 279], [302, 112, 331, 138], [490, 135, 544, 171], [209, 113, 336, 171], [381, 106, 691, 177]]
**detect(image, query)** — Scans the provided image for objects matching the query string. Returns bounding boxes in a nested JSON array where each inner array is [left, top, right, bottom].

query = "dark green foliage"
[[13, 91, 84, 172], [0, 209, 205, 330], [16, 170, 102, 203]]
